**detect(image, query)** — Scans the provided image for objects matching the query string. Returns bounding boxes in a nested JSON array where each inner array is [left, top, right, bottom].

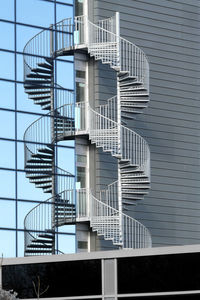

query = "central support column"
[[116, 12, 123, 247]]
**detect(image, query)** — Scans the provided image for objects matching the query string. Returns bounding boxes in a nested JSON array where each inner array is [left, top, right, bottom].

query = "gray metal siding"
[[88, 0, 200, 246]]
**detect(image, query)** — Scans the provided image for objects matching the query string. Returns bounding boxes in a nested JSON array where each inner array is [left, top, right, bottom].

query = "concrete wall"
[[89, 0, 200, 247]]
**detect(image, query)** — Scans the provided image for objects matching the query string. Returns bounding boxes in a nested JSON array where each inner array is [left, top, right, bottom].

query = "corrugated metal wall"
[[89, 0, 200, 247]]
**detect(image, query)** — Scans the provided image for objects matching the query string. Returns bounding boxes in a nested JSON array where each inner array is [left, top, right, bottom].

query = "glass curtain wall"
[[0, 0, 75, 257]]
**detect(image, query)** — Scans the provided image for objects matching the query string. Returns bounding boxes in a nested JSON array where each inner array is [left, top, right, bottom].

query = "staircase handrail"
[[89, 191, 152, 248]]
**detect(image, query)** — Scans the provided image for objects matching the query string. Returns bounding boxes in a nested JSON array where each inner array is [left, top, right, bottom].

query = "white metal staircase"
[[23, 14, 152, 256]]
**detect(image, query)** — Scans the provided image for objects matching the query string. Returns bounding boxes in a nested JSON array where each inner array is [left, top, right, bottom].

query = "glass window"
[[57, 234, 75, 254], [76, 82, 85, 102], [58, 0, 73, 4], [17, 171, 47, 202], [56, 61, 74, 89], [0, 140, 15, 169], [17, 25, 41, 53], [0, 200, 15, 228], [17, 142, 25, 170], [17, 231, 25, 257], [57, 145, 74, 174], [17, 0, 54, 28], [0, 22, 14, 51], [56, 3, 73, 23], [76, 70, 85, 79], [76, 154, 86, 164], [76, 166, 86, 188], [0, 170, 15, 198], [17, 83, 43, 114], [0, 0, 14, 21], [0, 51, 14, 80], [0, 230, 16, 257], [17, 112, 44, 141], [17, 201, 37, 229], [0, 81, 15, 110], [0, 110, 15, 139], [75, 0, 84, 16]]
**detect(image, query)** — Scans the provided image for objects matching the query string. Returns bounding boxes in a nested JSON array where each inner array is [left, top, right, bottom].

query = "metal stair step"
[[27, 244, 52, 249], [27, 73, 51, 79], [45, 57, 53, 64], [25, 79, 51, 85], [38, 233, 54, 239], [25, 84, 52, 90], [25, 164, 52, 169], [25, 89, 51, 95], [31, 239, 53, 244], [121, 92, 149, 98], [122, 189, 149, 194], [34, 100, 51, 106], [32, 153, 52, 159], [25, 249, 52, 254], [38, 148, 53, 154], [31, 67, 52, 74], [27, 158, 52, 164], [119, 79, 141, 87], [38, 62, 53, 70]]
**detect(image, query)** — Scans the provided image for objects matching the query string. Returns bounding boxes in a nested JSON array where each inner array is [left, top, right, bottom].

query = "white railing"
[[23, 13, 151, 252], [24, 189, 75, 252], [90, 192, 151, 248]]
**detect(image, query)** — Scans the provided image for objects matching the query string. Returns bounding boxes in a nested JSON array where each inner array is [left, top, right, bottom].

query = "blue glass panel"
[[0, 81, 15, 109], [17, 171, 48, 202], [0, 51, 14, 80], [0, 110, 15, 139], [0, 200, 15, 228], [0, 170, 15, 198], [0, 230, 15, 257], [0, 22, 14, 50], [17, 0, 54, 28], [0, 0, 14, 21], [57, 233, 75, 254], [0, 140, 15, 169]]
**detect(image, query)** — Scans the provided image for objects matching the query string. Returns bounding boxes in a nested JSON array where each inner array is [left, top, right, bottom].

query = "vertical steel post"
[[50, 24, 56, 255], [116, 12, 123, 247]]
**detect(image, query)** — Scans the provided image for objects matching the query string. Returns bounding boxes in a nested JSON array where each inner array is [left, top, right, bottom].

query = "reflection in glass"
[[0, 140, 15, 169], [0, 81, 15, 109], [17, 201, 36, 229], [17, 231, 24, 257], [56, 61, 74, 89], [17, 83, 42, 114], [57, 145, 74, 174], [57, 234, 75, 254], [0, 51, 14, 80], [17, 112, 43, 140], [17, 171, 47, 202], [17, 0, 54, 28], [0, 110, 15, 139], [0, 230, 15, 257], [0, 170, 15, 198], [0, 200, 15, 228], [0, 0, 14, 21], [0, 22, 14, 50], [17, 25, 41, 52], [56, 3, 73, 23]]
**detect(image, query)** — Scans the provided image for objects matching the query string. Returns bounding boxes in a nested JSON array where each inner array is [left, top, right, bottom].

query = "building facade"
[[2, 245, 200, 299], [1, 0, 200, 257]]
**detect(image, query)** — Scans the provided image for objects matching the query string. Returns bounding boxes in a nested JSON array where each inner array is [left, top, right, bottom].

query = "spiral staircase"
[[23, 14, 152, 256]]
